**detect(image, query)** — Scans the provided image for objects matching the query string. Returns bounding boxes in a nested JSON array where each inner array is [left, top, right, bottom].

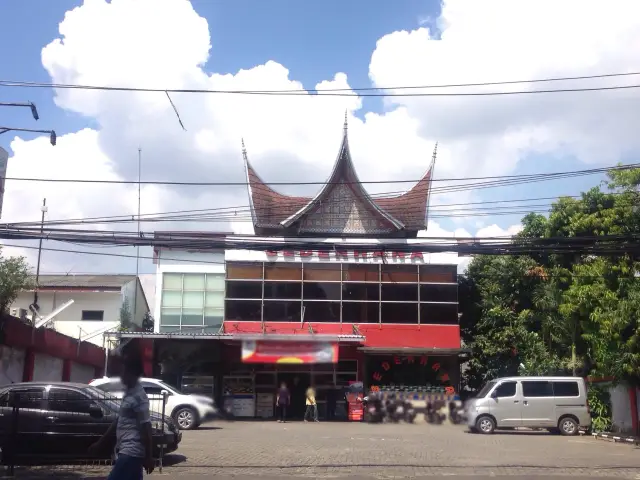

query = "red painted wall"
[[0, 314, 106, 382], [222, 321, 460, 349]]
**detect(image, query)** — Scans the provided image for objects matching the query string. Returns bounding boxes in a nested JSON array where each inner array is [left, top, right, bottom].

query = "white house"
[[11, 274, 150, 347]]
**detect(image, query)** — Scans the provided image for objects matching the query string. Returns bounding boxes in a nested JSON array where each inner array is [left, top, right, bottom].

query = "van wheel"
[[174, 407, 198, 430], [475, 416, 496, 434], [559, 417, 579, 436]]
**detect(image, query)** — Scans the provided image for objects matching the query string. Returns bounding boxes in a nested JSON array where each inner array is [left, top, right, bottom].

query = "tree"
[[0, 249, 33, 315], [119, 297, 133, 331]]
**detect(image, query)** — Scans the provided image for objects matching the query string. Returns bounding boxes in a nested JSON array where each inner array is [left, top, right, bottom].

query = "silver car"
[[466, 376, 591, 435]]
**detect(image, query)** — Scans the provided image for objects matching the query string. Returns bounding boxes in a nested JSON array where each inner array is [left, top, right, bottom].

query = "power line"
[[1, 162, 633, 187], [2, 71, 640, 97]]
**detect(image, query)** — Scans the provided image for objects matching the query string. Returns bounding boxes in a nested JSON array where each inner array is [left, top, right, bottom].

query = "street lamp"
[[0, 101, 39, 120], [0, 127, 56, 146]]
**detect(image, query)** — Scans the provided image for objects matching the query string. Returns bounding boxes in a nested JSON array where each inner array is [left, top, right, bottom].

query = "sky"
[[0, 0, 639, 279]]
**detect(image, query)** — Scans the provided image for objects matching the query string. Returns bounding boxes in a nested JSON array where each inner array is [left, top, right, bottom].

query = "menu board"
[[232, 396, 255, 417]]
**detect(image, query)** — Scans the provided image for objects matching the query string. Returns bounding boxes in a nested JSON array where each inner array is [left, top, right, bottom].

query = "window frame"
[[522, 380, 554, 398], [493, 381, 517, 398], [552, 381, 580, 397], [47, 387, 96, 414]]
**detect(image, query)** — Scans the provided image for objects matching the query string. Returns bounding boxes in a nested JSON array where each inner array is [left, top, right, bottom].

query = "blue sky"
[[0, 0, 631, 259]]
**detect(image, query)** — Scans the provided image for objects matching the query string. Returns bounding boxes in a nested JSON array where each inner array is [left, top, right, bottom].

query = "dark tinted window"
[[0, 391, 8, 407], [522, 381, 553, 397], [82, 310, 104, 321], [494, 381, 517, 397], [553, 381, 579, 397], [48, 389, 93, 413], [141, 382, 165, 395], [8, 388, 44, 408]]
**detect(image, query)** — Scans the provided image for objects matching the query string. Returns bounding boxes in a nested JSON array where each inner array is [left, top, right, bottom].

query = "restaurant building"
[[114, 122, 463, 419]]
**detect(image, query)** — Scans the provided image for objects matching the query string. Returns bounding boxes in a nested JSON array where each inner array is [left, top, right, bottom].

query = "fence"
[[0, 386, 173, 477]]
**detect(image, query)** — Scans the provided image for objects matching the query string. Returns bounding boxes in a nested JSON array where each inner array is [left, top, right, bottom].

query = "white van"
[[466, 376, 591, 435]]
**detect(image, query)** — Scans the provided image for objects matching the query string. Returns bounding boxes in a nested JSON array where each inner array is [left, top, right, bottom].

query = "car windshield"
[[83, 385, 122, 412], [157, 381, 181, 395], [476, 380, 497, 398]]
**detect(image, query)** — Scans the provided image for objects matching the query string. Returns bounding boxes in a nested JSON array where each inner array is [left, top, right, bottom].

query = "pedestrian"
[[276, 381, 290, 423], [304, 384, 318, 422], [89, 354, 155, 479]]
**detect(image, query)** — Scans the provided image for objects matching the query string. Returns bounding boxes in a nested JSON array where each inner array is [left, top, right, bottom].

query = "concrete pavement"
[[5, 421, 640, 478]]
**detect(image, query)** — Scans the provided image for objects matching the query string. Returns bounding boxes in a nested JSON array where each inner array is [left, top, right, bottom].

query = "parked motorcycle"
[[448, 401, 465, 424], [426, 400, 446, 424]]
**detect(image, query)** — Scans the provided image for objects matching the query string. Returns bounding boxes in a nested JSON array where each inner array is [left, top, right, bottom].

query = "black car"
[[0, 382, 181, 463]]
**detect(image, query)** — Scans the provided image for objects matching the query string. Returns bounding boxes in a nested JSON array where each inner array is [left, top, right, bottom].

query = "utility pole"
[[31, 198, 48, 323], [132, 148, 142, 329]]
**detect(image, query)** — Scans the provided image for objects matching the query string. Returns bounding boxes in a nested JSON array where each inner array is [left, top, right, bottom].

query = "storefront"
[[112, 122, 464, 419]]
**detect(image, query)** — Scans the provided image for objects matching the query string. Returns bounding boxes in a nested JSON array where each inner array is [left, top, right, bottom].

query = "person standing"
[[275, 382, 290, 423], [89, 355, 154, 479], [304, 385, 318, 422]]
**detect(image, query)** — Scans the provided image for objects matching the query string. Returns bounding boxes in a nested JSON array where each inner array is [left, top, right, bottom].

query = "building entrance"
[[277, 372, 310, 419]]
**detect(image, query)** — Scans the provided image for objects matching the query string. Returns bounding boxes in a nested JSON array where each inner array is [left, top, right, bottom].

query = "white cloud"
[[2, 0, 640, 273]]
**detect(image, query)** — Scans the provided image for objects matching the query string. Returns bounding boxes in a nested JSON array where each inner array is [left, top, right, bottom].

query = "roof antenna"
[[241, 138, 248, 161], [343, 109, 348, 133], [430, 142, 438, 168]]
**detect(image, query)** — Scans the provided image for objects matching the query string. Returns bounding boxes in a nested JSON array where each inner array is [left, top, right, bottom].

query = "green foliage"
[[0, 249, 33, 314], [462, 166, 640, 395], [587, 385, 612, 433], [118, 298, 133, 331]]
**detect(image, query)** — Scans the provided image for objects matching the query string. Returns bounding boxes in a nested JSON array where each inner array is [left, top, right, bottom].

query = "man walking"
[[304, 384, 318, 422], [89, 355, 155, 479]]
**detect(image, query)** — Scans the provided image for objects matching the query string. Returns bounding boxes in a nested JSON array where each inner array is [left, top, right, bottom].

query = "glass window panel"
[[264, 264, 302, 281], [204, 307, 224, 327], [303, 301, 340, 322], [381, 264, 418, 283], [227, 262, 263, 280], [420, 284, 457, 303], [159, 325, 181, 333], [342, 283, 379, 301], [182, 291, 205, 309], [337, 359, 358, 372], [163, 273, 182, 290], [206, 274, 225, 290], [264, 300, 301, 322], [381, 284, 418, 302], [302, 282, 341, 301], [205, 291, 224, 307], [342, 301, 378, 323], [419, 265, 457, 283], [263, 282, 301, 299], [183, 274, 205, 290], [181, 308, 204, 325], [225, 300, 261, 321], [161, 291, 182, 308], [303, 264, 341, 281], [342, 264, 379, 282], [419, 303, 458, 324], [160, 308, 181, 325], [381, 303, 418, 323], [226, 281, 262, 299]]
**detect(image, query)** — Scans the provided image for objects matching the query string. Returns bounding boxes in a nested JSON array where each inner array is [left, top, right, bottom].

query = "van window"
[[552, 381, 579, 397], [494, 381, 516, 398], [477, 380, 497, 398], [522, 381, 553, 397]]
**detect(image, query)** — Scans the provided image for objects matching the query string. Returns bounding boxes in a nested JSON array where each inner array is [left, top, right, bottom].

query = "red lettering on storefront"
[[283, 250, 295, 257], [410, 252, 424, 261], [372, 251, 386, 259], [317, 250, 330, 259], [381, 361, 391, 371], [335, 250, 349, 260], [299, 250, 313, 257], [266, 250, 278, 257], [261, 249, 427, 262], [354, 251, 368, 259], [392, 251, 406, 260], [394, 356, 401, 365], [420, 355, 428, 365]]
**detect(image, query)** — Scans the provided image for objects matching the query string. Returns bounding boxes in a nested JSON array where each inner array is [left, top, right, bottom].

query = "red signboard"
[[241, 340, 339, 364]]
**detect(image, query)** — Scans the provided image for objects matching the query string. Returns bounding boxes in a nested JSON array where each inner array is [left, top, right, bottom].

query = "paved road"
[[5, 421, 640, 478], [158, 421, 639, 478]]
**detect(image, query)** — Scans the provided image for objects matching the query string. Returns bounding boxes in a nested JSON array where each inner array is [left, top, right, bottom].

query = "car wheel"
[[174, 407, 198, 430], [559, 417, 579, 436], [475, 415, 496, 434]]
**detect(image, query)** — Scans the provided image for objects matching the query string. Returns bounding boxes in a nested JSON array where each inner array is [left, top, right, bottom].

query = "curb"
[[592, 431, 639, 444]]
